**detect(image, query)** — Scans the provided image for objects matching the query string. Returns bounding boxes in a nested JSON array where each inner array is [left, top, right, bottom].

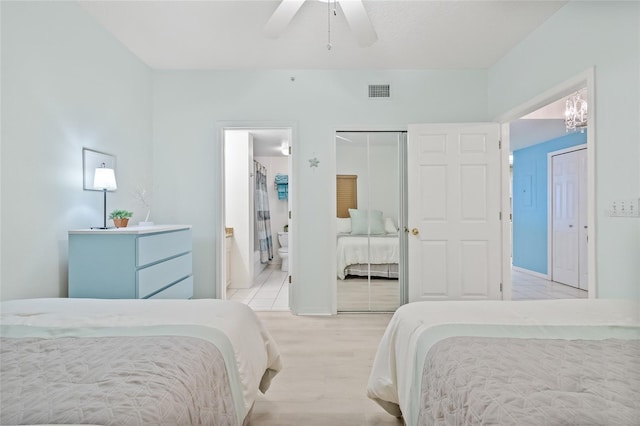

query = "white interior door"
[[578, 149, 588, 290], [551, 148, 586, 288], [407, 123, 503, 301]]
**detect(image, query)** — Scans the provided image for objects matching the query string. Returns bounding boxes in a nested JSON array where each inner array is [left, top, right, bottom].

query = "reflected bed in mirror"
[[336, 232, 399, 280], [336, 218, 400, 312]]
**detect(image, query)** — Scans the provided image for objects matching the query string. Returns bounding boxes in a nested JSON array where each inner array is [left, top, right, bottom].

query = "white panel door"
[[577, 149, 588, 290], [407, 123, 502, 301], [552, 148, 586, 288]]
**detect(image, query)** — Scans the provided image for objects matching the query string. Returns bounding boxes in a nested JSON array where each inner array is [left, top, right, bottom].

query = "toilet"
[[277, 231, 288, 272]]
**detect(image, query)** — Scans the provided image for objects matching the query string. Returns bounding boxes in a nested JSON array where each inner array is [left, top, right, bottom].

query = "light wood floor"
[[246, 272, 587, 424], [337, 277, 400, 312], [247, 312, 403, 426]]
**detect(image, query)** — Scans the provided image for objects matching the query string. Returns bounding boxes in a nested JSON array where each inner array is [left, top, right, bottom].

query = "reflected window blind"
[[336, 175, 357, 218]]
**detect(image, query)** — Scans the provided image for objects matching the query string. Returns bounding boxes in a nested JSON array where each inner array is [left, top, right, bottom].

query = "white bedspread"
[[0, 298, 282, 421], [336, 234, 399, 279], [366, 299, 640, 424]]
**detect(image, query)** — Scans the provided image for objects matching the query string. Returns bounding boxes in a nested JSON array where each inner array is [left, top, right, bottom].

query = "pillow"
[[349, 209, 385, 235], [337, 217, 351, 234], [384, 217, 398, 234]]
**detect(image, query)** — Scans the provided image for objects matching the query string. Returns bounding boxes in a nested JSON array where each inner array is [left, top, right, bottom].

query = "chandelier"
[[565, 91, 588, 132]]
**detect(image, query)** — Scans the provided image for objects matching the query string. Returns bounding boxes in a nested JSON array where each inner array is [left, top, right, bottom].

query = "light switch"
[[607, 198, 640, 217]]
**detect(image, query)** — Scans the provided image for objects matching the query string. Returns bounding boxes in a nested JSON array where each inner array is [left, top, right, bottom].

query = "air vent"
[[368, 84, 390, 99]]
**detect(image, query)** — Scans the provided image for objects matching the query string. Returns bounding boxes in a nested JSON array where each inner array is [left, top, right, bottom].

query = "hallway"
[[511, 268, 588, 300]]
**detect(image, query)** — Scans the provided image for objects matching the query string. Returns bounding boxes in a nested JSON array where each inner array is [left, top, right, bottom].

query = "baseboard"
[[512, 266, 550, 280]]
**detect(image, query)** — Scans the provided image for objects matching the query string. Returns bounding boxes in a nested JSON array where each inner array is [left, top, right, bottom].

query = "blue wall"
[[512, 131, 587, 274]]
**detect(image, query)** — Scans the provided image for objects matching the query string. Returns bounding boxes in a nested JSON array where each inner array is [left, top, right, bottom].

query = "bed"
[[0, 298, 282, 426], [336, 234, 399, 280], [367, 299, 640, 425]]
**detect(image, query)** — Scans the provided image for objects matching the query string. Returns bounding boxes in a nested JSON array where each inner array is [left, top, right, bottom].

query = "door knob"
[[411, 228, 420, 236]]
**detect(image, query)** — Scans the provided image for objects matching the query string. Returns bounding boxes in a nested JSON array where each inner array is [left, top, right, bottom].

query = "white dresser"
[[68, 225, 193, 299]]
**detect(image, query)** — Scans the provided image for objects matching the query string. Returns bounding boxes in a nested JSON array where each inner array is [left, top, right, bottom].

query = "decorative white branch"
[[132, 183, 153, 224]]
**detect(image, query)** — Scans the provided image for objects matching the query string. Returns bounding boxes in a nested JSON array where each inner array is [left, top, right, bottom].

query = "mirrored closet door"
[[336, 131, 405, 312]]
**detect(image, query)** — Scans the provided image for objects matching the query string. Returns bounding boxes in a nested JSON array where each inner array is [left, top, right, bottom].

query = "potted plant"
[[109, 209, 133, 228]]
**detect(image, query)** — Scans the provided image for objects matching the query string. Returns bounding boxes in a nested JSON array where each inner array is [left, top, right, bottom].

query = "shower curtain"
[[255, 161, 274, 263]]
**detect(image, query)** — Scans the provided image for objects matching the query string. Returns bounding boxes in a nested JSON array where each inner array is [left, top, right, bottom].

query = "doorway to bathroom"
[[221, 126, 293, 311]]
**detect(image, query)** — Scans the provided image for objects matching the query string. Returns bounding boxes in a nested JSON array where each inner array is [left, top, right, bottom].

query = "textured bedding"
[[337, 234, 399, 279], [367, 299, 640, 425], [419, 336, 640, 425], [1, 334, 237, 426], [0, 298, 283, 425]]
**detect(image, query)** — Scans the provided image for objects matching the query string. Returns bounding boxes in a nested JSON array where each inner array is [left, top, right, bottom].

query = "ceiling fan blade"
[[339, 0, 378, 47], [264, 0, 306, 39]]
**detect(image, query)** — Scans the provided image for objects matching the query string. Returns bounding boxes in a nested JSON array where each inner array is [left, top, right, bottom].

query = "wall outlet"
[[607, 198, 640, 217]]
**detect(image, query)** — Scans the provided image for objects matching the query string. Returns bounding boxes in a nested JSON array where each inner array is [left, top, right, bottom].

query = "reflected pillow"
[[337, 217, 351, 234], [384, 217, 398, 234], [349, 209, 385, 235]]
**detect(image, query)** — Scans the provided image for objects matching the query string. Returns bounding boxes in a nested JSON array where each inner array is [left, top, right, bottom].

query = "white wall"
[[224, 131, 253, 288], [254, 155, 289, 265], [152, 70, 488, 312], [9, 2, 631, 307], [1, 2, 153, 300], [488, 1, 640, 299]]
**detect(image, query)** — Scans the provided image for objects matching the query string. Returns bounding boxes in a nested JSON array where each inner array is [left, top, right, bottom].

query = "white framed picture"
[[82, 148, 117, 191]]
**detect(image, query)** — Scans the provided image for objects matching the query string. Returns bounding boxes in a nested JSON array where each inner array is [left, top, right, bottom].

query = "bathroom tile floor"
[[227, 265, 289, 311]]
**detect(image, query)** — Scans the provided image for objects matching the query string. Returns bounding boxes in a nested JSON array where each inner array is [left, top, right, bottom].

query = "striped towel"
[[277, 183, 288, 200], [275, 174, 288, 184]]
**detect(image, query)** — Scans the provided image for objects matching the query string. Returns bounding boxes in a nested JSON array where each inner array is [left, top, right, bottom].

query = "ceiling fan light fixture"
[[264, 0, 377, 48]]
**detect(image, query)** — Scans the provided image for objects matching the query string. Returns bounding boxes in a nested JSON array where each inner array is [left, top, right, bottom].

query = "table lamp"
[[92, 163, 117, 229]]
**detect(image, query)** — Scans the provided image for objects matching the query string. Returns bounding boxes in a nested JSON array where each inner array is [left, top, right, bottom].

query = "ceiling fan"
[[264, 0, 378, 48]]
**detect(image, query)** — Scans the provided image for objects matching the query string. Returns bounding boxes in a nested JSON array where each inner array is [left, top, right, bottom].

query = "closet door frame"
[[333, 128, 408, 313], [548, 144, 588, 289]]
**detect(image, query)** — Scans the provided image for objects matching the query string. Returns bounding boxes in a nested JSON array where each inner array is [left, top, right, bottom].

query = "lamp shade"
[[93, 167, 117, 190]]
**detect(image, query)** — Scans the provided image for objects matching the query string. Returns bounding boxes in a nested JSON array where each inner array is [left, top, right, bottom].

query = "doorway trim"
[[215, 120, 298, 310], [495, 67, 596, 298], [547, 144, 587, 288]]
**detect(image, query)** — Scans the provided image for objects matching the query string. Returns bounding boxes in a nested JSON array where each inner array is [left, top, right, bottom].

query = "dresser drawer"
[[137, 252, 192, 298], [137, 229, 192, 267], [147, 276, 193, 299]]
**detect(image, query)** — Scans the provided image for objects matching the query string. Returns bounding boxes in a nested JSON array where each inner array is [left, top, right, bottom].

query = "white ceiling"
[[251, 128, 292, 157], [78, 0, 575, 154], [78, 0, 567, 70], [521, 96, 567, 120], [511, 89, 587, 151]]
